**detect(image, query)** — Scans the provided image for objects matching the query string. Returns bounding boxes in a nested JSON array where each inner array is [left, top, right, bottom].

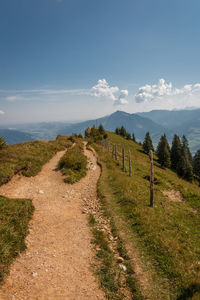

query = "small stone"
[[32, 272, 38, 277], [96, 247, 101, 251], [39, 190, 44, 194], [116, 256, 124, 263], [119, 264, 127, 272], [109, 236, 114, 241]]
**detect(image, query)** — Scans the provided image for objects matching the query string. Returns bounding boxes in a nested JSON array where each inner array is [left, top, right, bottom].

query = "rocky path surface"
[[0, 144, 105, 300]]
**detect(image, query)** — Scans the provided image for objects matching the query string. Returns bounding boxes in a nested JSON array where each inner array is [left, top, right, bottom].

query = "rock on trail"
[[0, 144, 105, 300]]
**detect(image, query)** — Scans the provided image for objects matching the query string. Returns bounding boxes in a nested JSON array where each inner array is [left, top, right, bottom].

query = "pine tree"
[[132, 133, 136, 142], [182, 135, 192, 164], [115, 128, 120, 135], [171, 134, 193, 181], [126, 133, 131, 140], [143, 132, 154, 154], [98, 124, 105, 135], [181, 135, 193, 181], [170, 134, 182, 170], [120, 126, 127, 137], [193, 150, 200, 181], [156, 134, 171, 168], [176, 146, 193, 181]]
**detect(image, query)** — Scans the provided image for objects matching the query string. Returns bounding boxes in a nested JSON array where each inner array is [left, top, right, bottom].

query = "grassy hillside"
[[0, 196, 34, 284], [93, 132, 200, 300], [0, 135, 72, 186]]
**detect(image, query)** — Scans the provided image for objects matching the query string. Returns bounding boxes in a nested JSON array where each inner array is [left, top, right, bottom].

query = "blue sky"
[[1, 0, 200, 124]]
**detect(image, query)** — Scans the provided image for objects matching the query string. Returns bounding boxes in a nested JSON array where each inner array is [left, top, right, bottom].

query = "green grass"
[[89, 211, 143, 300], [59, 141, 87, 183], [0, 135, 72, 185], [0, 195, 34, 283], [92, 132, 200, 300]]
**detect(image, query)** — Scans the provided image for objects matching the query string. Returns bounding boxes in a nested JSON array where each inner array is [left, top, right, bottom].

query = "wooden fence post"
[[122, 148, 125, 171], [115, 144, 117, 160], [129, 150, 132, 176], [149, 150, 154, 207], [107, 141, 109, 152], [112, 144, 114, 158]]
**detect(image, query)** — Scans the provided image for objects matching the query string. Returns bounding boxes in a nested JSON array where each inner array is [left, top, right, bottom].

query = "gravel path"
[[0, 145, 105, 300]]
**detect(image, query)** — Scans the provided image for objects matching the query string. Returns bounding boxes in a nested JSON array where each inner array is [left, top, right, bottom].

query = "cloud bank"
[[135, 78, 200, 104], [1, 78, 129, 106]]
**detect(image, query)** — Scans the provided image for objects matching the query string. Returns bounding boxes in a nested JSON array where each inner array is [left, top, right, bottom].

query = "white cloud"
[[0, 110, 5, 115], [114, 89, 129, 106], [91, 79, 119, 101], [135, 78, 173, 103], [135, 78, 200, 104]]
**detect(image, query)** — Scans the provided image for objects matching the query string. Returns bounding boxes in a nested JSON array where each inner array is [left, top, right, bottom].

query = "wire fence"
[[98, 139, 154, 207]]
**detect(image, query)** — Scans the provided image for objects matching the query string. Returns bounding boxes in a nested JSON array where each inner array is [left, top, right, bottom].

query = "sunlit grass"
[[93, 132, 200, 299]]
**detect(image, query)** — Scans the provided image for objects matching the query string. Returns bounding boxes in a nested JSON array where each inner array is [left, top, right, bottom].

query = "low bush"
[[59, 142, 87, 183]]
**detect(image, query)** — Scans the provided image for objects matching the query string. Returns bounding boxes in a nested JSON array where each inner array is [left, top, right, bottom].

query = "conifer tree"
[[176, 146, 193, 181], [171, 134, 193, 181], [126, 133, 131, 140], [120, 126, 127, 137], [115, 128, 120, 135], [143, 132, 154, 154], [170, 134, 182, 170], [132, 133, 136, 142], [98, 124, 105, 135], [156, 134, 171, 168], [182, 135, 192, 164], [193, 150, 200, 181]]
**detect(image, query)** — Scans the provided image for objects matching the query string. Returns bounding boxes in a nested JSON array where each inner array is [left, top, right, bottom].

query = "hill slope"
[[0, 129, 34, 144], [93, 132, 200, 299], [59, 111, 170, 142]]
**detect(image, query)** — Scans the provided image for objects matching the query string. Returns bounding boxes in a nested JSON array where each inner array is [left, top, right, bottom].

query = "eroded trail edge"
[[0, 145, 105, 300]]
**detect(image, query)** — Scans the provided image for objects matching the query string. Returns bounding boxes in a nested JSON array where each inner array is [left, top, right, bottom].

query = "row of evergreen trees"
[[142, 132, 195, 182], [115, 126, 136, 142], [114, 127, 200, 182]]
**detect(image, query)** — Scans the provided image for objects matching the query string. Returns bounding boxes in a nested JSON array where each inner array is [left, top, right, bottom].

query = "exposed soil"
[[0, 144, 105, 300], [162, 190, 183, 202]]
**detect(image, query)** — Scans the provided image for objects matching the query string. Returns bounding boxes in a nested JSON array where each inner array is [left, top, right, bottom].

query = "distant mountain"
[[59, 110, 172, 142], [138, 109, 200, 153], [0, 129, 34, 144], [3, 109, 200, 154], [137, 109, 200, 130], [11, 122, 69, 140]]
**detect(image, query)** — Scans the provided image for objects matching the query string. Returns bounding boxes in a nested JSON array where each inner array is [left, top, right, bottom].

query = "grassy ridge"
[[0, 135, 72, 186], [0, 196, 34, 283], [59, 141, 87, 183], [93, 132, 200, 299]]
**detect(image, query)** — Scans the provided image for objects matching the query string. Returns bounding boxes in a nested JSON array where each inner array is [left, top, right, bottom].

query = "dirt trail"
[[0, 144, 105, 300]]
